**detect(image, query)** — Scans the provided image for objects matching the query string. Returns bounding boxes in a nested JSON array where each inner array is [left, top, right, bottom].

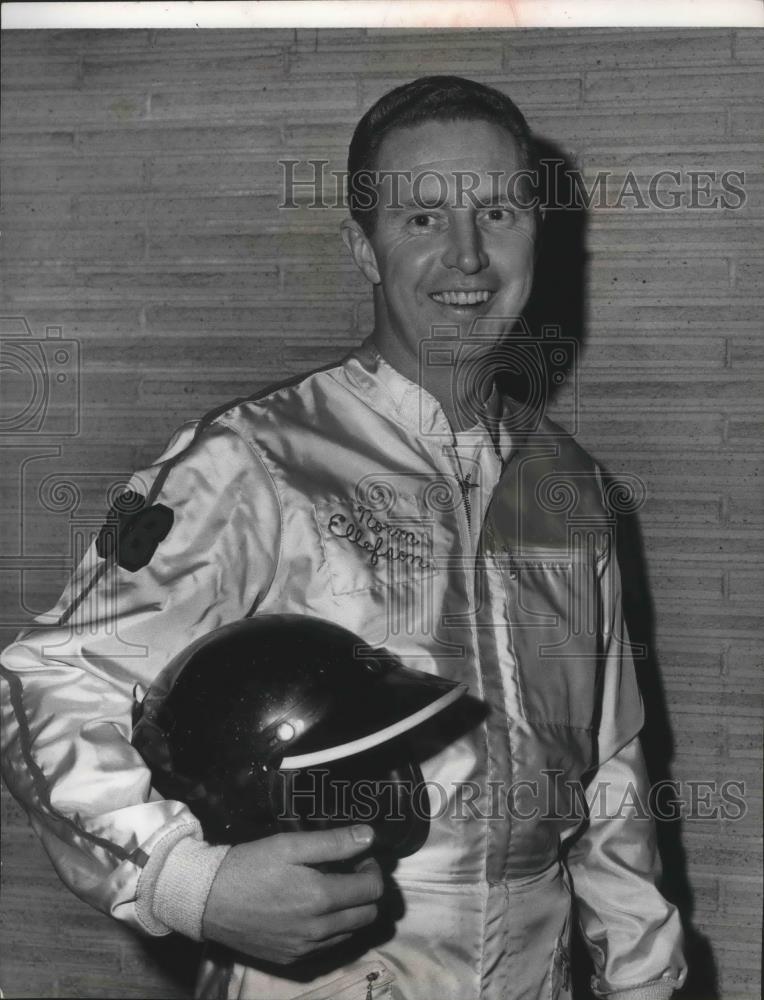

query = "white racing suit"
[[1, 340, 686, 999]]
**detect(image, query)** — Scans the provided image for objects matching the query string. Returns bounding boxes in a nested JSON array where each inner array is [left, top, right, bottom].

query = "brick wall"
[[1, 27, 761, 999]]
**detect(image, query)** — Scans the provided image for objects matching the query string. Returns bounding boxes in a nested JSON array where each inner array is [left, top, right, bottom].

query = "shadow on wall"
[[517, 136, 718, 999], [525, 138, 588, 359], [498, 138, 587, 412], [613, 503, 719, 1000]]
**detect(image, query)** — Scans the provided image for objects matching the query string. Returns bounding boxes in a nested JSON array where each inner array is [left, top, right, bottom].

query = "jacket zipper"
[[365, 970, 379, 999], [456, 451, 517, 887], [458, 472, 477, 531], [295, 961, 392, 999]]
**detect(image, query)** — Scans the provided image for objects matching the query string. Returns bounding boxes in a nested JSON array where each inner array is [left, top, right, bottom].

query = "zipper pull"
[[365, 970, 380, 999]]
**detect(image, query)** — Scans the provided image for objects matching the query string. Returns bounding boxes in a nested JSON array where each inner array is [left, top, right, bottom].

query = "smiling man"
[[1, 77, 686, 1000], [341, 115, 538, 431]]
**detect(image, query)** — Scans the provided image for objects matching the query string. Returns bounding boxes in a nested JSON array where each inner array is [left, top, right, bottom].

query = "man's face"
[[344, 118, 538, 381]]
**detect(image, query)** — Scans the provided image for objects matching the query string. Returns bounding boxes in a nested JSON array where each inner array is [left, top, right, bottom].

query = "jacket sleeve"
[[0, 416, 281, 937], [564, 540, 687, 999]]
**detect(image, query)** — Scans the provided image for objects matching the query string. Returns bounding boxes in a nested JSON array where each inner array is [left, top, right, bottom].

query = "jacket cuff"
[[135, 825, 231, 940], [596, 978, 680, 1000]]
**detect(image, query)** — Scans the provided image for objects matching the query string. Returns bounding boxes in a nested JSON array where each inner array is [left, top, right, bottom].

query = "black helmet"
[[132, 614, 466, 856]]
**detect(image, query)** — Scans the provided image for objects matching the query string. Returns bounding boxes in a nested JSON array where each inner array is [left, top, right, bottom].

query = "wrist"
[[137, 830, 231, 941]]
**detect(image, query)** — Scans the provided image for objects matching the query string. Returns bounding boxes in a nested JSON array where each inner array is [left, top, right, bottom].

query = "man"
[[1, 77, 686, 999]]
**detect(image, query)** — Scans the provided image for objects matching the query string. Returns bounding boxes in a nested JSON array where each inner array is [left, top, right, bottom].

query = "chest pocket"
[[481, 448, 612, 734], [496, 544, 605, 731], [314, 495, 436, 597]]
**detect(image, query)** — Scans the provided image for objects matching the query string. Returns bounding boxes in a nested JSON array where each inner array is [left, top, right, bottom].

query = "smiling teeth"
[[431, 290, 492, 305]]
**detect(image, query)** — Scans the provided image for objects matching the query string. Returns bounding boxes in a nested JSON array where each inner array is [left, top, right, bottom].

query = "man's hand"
[[201, 825, 384, 965]]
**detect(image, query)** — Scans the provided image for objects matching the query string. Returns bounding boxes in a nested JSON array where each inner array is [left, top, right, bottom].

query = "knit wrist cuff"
[[137, 830, 230, 941], [601, 979, 679, 1000]]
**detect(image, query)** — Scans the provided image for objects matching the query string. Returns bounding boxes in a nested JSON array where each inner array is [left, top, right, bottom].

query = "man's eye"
[[483, 207, 516, 224], [408, 213, 437, 228]]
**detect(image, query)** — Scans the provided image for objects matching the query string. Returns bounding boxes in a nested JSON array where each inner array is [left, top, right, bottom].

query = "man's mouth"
[[429, 290, 494, 307]]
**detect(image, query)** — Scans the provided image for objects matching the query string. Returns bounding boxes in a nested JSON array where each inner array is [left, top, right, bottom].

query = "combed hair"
[[347, 75, 537, 234]]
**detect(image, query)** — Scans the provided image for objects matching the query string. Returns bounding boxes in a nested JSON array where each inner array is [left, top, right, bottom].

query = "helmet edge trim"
[[280, 682, 467, 770]]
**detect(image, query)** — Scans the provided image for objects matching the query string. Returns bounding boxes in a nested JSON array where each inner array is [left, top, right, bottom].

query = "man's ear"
[[340, 218, 381, 285]]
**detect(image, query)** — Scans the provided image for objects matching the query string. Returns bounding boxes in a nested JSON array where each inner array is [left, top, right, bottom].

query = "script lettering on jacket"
[[327, 507, 432, 571]]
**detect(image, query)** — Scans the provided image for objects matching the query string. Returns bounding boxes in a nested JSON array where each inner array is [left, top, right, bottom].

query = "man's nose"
[[442, 217, 489, 274]]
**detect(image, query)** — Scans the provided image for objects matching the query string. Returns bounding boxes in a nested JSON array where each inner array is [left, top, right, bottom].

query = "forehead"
[[374, 118, 524, 180]]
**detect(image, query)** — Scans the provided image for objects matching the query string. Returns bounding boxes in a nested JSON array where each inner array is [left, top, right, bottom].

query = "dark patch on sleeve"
[[96, 490, 174, 572]]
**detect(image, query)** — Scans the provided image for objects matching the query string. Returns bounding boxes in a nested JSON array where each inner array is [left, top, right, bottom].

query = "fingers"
[[306, 903, 380, 943], [320, 866, 385, 911], [275, 824, 375, 865], [201, 830, 385, 968], [354, 855, 383, 878], [307, 931, 354, 953]]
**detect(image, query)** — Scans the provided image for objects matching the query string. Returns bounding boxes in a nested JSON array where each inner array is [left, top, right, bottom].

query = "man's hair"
[[347, 75, 537, 235]]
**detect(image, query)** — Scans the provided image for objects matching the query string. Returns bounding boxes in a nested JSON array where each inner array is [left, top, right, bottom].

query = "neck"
[[370, 330, 492, 433]]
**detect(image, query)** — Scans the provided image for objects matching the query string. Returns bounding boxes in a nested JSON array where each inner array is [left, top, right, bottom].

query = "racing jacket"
[[1, 339, 686, 1000]]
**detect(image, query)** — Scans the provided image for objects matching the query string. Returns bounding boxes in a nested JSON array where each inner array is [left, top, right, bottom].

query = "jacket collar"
[[342, 337, 508, 454]]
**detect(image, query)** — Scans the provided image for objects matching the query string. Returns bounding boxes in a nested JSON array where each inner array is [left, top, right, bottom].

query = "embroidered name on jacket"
[[327, 504, 433, 571]]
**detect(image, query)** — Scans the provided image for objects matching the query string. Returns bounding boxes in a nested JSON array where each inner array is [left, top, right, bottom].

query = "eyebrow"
[[390, 195, 516, 211], [393, 197, 446, 211]]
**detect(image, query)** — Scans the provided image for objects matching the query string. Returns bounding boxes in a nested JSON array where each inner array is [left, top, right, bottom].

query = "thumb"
[[354, 855, 383, 879], [277, 825, 375, 865]]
